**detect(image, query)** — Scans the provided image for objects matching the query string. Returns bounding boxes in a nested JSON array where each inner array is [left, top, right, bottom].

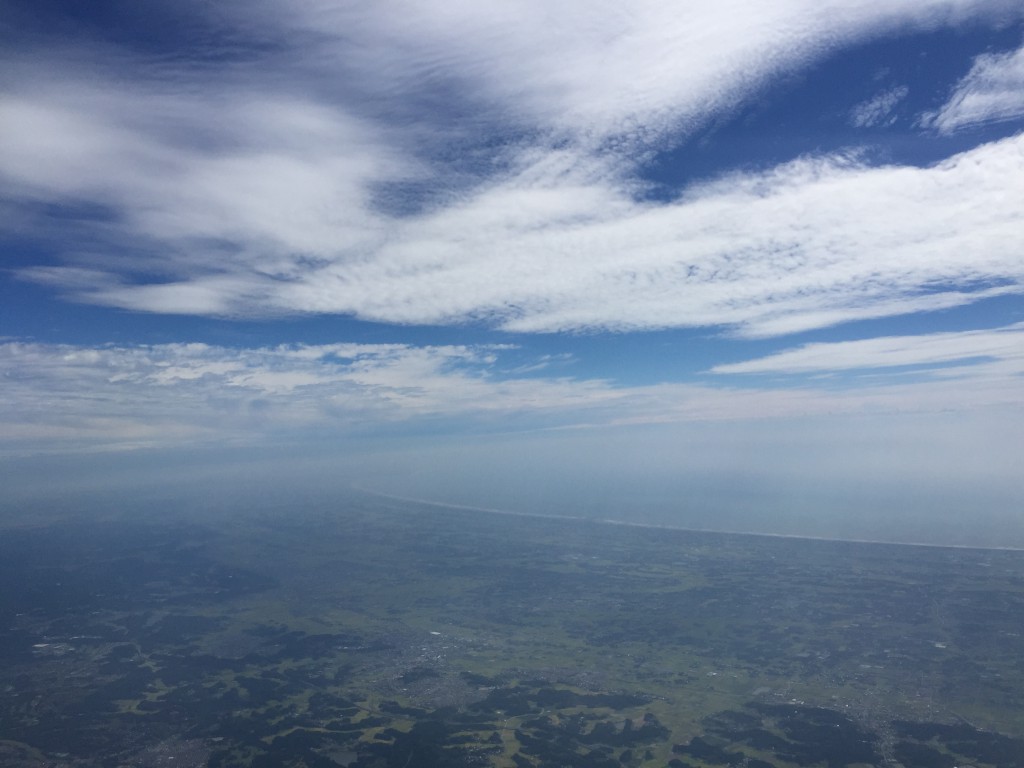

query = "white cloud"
[[355, 136, 1024, 337], [923, 42, 1024, 133], [2, 1, 1023, 335], [712, 322, 1024, 375], [2, 338, 1022, 456], [250, 0, 1012, 143], [12, 121, 1024, 335], [0, 341, 609, 452], [850, 85, 909, 127]]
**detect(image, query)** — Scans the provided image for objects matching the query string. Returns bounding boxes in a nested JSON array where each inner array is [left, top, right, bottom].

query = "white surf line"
[[350, 485, 1024, 553], [350, 485, 585, 523]]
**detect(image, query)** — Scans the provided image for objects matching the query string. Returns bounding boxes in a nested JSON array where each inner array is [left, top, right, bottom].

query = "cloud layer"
[[3, 0, 1023, 337], [3, 331, 1021, 455]]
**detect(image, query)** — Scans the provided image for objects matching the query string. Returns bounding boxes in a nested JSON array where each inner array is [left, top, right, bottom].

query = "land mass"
[[1, 492, 1022, 767]]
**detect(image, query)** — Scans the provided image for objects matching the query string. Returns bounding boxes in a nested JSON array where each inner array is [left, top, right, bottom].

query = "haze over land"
[[2, 0, 1024, 545]]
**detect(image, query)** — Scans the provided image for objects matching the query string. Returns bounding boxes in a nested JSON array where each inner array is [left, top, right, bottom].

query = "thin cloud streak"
[[713, 323, 1024, 374], [850, 85, 909, 128]]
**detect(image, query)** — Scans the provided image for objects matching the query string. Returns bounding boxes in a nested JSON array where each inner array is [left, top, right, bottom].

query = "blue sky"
[[2, 1, 1023, 544]]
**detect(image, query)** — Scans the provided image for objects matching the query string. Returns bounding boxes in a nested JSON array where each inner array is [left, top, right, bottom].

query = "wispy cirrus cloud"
[[22, 134, 1024, 337], [923, 42, 1024, 134], [850, 85, 909, 127], [3, 1, 1023, 338], [712, 322, 1024, 375]]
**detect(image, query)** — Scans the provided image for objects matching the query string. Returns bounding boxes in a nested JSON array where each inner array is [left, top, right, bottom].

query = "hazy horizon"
[[3, 1, 1023, 545]]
